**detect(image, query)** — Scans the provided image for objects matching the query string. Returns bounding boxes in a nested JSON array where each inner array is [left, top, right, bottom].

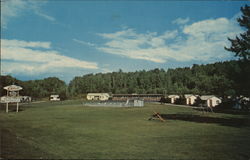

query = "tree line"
[[0, 59, 249, 100], [68, 60, 249, 98], [0, 76, 67, 100]]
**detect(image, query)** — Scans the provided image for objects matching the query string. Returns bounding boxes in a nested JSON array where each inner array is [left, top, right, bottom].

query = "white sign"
[[0, 96, 21, 103], [4, 85, 23, 91]]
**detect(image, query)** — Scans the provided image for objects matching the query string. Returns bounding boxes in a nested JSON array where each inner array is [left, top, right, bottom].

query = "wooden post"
[[153, 111, 166, 122], [6, 103, 8, 113], [16, 102, 19, 112]]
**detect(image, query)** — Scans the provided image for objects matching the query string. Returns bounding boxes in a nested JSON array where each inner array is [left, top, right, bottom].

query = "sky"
[[1, 0, 249, 83]]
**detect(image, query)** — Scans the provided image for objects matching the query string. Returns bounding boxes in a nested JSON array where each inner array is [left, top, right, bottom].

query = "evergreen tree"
[[225, 5, 250, 96], [225, 5, 250, 61]]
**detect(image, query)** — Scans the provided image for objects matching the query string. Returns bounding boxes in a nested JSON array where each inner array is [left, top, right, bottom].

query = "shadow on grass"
[[194, 107, 250, 115], [0, 107, 25, 112], [0, 104, 26, 113], [0, 129, 55, 159], [160, 113, 249, 128], [213, 108, 250, 115]]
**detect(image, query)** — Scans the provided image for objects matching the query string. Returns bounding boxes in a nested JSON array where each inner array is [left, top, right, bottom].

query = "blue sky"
[[1, 0, 249, 83]]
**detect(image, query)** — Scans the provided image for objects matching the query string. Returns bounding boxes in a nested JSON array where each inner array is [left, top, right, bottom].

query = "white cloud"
[[34, 10, 56, 22], [97, 16, 243, 63], [172, 17, 190, 25], [2, 39, 51, 49], [98, 28, 137, 39], [1, 0, 26, 28], [1, 0, 55, 29], [73, 38, 95, 47], [183, 18, 236, 36], [1, 39, 98, 75]]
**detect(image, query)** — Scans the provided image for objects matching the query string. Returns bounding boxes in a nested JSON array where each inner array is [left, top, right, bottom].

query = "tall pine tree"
[[225, 5, 250, 97], [225, 5, 250, 61]]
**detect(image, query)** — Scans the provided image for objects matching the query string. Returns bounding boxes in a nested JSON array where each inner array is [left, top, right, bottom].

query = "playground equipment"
[[148, 111, 166, 122]]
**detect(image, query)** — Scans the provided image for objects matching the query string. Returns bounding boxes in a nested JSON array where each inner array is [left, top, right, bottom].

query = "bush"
[[175, 96, 186, 105]]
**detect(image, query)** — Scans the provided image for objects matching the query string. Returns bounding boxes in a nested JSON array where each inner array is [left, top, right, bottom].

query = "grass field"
[[0, 101, 250, 159]]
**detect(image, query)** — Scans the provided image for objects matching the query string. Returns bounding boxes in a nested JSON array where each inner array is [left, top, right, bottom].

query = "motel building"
[[87, 93, 110, 101], [112, 94, 162, 102]]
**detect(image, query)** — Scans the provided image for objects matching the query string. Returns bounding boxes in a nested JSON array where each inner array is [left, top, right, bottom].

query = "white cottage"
[[184, 94, 197, 105], [87, 93, 110, 101], [200, 95, 221, 107], [50, 95, 60, 101], [168, 95, 180, 104], [233, 96, 250, 109]]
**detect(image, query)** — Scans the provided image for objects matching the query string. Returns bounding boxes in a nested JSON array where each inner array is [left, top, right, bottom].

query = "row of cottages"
[[86, 93, 222, 107], [168, 94, 222, 107]]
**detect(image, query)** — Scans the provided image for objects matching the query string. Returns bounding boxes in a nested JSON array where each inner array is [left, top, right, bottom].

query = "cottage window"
[[216, 100, 220, 105]]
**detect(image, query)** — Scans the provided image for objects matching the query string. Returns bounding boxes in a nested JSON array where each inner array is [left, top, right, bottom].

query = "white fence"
[[83, 100, 144, 107]]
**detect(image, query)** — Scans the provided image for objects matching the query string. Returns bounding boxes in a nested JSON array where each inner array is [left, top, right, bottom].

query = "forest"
[[0, 60, 249, 100], [0, 76, 67, 100], [67, 60, 249, 98]]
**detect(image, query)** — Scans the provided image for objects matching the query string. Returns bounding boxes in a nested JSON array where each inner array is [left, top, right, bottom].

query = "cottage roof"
[[200, 95, 218, 100], [168, 95, 179, 98], [50, 95, 59, 97], [184, 94, 197, 98], [87, 93, 109, 96]]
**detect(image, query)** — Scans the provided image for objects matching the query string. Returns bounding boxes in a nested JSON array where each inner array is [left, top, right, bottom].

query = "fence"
[[83, 99, 144, 107]]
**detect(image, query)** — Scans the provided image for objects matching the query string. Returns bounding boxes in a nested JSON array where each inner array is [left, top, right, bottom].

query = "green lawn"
[[0, 101, 250, 159]]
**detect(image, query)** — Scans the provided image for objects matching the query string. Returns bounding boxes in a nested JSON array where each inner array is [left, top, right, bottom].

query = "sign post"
[[6, 102, 8, 113], [17, 102, 19, 112], [2, 85, 23, 113]]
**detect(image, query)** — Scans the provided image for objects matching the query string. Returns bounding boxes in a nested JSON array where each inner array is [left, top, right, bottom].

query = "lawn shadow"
[[160, 113, 249, 128], [194, 107, 250, 115], [213, 108, 250, 115], [0, 129, 55, 159], [0, 104, 25, 112]]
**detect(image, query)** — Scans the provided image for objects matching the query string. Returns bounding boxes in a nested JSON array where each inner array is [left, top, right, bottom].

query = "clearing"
[[0, 100, 250, 159]]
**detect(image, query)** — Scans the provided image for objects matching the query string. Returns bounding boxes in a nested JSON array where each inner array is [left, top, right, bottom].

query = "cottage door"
[[209, 99, 213, 107]]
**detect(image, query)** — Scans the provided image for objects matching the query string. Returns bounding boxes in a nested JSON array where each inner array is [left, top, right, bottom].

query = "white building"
[[20, 96, 32, 102], [50, 95, 60, 101], [200, 95, 221, 107], [184, 94, 197, 105], [133, 99, 144, 107], [233, 96, 250, 109], [168, 95, 180, 104], [87, 93, 110, 101]]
